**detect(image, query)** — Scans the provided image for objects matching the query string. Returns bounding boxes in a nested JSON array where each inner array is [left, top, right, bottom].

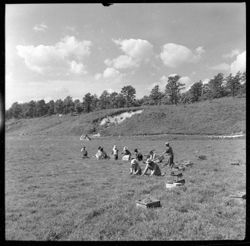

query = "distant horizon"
[[6, 3, 246, 109]]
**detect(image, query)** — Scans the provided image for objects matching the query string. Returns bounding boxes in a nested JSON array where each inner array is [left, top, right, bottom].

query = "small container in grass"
[[230, 161, 240, 166], [166, 179, 185, 188], [136, 197, 161, 208], [198, 155, 207, 160]]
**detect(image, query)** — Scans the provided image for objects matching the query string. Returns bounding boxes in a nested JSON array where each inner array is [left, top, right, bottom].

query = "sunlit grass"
[[5, 135, 246, 240]]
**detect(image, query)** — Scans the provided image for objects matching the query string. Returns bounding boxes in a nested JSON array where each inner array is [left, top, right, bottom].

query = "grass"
[[6, 97, 246, 137], [5, 134, 246, 240]]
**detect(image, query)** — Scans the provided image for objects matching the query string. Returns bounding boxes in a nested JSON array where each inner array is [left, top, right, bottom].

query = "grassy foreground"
[[5, 135, 246, 240]]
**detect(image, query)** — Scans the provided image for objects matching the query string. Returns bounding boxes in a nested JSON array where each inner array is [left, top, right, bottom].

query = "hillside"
[[5, 97, 246, 137]]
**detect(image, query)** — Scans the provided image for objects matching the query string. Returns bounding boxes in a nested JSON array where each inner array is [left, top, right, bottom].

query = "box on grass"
[[136, 197, 161, 208]]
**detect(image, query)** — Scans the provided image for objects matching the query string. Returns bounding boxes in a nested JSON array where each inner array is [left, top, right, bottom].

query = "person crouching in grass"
[[142, 158, 162, 176], [134, 148, 143, 161], [130, 158, 142, 175], [122, 146, 131, 161], [95, 146, 109, 160], [111, 145, 119, 160], [81, 146, 88, 158]]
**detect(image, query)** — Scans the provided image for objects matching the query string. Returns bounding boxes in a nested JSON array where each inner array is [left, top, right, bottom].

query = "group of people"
[[81, 142, 174, 176]]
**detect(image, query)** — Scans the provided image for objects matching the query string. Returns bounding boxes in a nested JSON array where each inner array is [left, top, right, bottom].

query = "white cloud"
[[179, 76, 192, 91], [107, 88, 115, 94], [33, 23, 48, 32], [168, 74, 178, 78], [94, 73, 102, 80], [160, 43, 205, 68], [109, 55, 139, 69], [113, 38, 154, 60], [209, 63, 230, 71], [16, 36, 92, 74], [148, 76, 167, 91], [230, 51, 246, 75], [103, 67, 121, 78], [202, 78, 210, 84], [106, 38, 154, 70], [70, 61, 86, 74], [223, 49, 240, 59]]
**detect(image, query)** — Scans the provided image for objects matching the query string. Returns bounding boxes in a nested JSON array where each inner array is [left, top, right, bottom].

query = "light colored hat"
[[131, 159, 137, 165], [123, 146, 127, 150], [165, 142, 169, 146], [113, 145, 117, 149]]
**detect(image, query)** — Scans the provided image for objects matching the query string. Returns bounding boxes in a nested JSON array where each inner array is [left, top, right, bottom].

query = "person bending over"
[[134, 148, 143, 161], [130, 159, 142, 175], [121, 146, 131, 161], [162, 142, 174, 167], [142, 158, 162, 176]]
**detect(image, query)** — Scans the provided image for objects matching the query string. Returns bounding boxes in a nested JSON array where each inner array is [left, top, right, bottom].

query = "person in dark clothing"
[[81, 146, 88, 158], [163, 142, 174, 167], [142, 158, 162, 176], [134, 148, 143, 161]]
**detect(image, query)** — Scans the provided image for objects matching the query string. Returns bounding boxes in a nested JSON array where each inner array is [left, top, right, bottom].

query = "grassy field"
[[6, 97, 246, 137], [5, 134, 246, 240]]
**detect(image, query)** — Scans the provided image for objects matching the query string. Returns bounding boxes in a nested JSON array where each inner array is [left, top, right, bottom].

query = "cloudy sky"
[[6, 3, 246, 109]]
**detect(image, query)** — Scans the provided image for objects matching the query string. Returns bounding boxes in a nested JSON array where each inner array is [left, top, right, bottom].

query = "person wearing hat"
[[134, 148, 143, 161], [111, 145, 119, 160], [81, 145, 88, 158], [163, 142, 174, 167], [141, 158, 162, 176], [121, 146, 131, 161], [130, 158, 142, 175]]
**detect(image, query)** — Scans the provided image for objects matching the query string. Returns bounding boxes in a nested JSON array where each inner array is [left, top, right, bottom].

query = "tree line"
[[6, 71, 246, 120]]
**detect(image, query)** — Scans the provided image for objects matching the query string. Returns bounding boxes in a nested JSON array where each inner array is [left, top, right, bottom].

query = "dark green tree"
[[63, 96, 74, 114], [189, 81, 203, 102], [36, 99, 47, 117], [47, 100, 55, 115], [98, 90, 110, 110], [83, 93, 94, 113], [149, 85, 164, 105], [208, 73, 225, 99], [120, 85, 136, 107], [54, 99, 64, 114], [165, 75, 185, 105], [225, 73, 241, 97], [11, 102, 23, 118]]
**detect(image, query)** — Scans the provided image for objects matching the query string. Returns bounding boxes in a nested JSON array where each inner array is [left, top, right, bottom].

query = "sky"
[[5, 3, 246, 109]]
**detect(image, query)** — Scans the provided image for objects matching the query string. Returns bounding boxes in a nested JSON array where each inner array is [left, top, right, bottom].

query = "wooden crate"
[[136, 198, 161, 208]]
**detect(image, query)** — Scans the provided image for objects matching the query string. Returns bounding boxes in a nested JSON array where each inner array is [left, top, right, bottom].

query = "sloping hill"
[[6, 97, 246, 137]]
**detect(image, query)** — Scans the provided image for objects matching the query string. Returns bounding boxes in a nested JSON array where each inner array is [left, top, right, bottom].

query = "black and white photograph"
[[5, 3, 246, 241]]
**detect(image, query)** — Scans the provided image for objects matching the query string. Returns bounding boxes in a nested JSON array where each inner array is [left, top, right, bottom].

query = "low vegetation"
[[6, 97, 246, 137], [5, 135, 246, 240]]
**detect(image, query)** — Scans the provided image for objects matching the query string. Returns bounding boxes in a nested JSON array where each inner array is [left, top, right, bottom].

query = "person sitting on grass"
[[121, 146, 131, 161], [130, 158, 142, 175], [95, 146, 109, 160], [81, 145, 88, 158], [134, 148, 143, 161], [162, 142, 174, 167], [142, 158, 162, 176], [111, 145, 119, 160], [148, 150, 164, 163]]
